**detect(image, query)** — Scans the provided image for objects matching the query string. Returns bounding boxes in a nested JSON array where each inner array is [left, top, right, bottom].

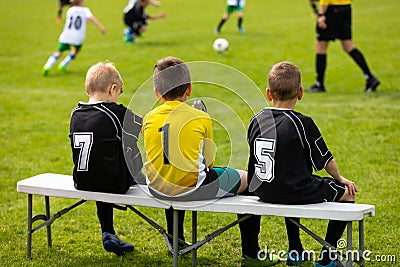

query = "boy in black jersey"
[[123, 0, 166, 43], [243, 61, 358, 267], [70, 62, 144, 256]]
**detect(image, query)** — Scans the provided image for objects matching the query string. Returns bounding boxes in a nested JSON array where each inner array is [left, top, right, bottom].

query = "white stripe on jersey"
[[94, 105, 121, 140]]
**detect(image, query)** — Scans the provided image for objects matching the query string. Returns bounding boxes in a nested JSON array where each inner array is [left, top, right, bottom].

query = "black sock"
[[285, 218, 304, 253], [165, 207, 185, 241], [238, 17, 243, 28], [238, 214, 261, 258], [319, 201, 355, 265], [96, 201, 115, 234], [349, 48, 372, 78], [316, 54, 326, 87], [217, 19, 226, 31]]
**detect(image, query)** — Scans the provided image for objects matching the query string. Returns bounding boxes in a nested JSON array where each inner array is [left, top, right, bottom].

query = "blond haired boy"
[[70, 62, 144, 255]]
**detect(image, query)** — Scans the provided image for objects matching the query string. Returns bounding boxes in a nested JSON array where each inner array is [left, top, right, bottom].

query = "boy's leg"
[[215, 10, 231, 34], [165, 207, 185, 242], [285, 217, 307, 265], [317, 181, 354, 266], [237, 10, 244, 34], [238, 213, 261, 258], [96, 201, 115, 234], [285, 217, 304, 252], [42, 48, 64, 75], [42, 53, 59, 75], [58, 46, 80, 71], [97, 201, 134, 256], [317, 220, 348, 266]]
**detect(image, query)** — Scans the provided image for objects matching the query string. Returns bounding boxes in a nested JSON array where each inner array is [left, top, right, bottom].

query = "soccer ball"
[[213, 38, 229, 52]]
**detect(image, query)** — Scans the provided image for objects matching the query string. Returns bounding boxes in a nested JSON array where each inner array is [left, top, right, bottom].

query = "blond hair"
[[268, 61, 301, 101], [85, 62, 123, 95]]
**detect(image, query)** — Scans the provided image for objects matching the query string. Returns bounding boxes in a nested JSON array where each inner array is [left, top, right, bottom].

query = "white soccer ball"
[[213, 38, 229, 52]]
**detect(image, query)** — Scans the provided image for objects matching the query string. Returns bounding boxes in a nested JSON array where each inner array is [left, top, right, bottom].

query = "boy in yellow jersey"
[[307, 0, 379, 93], [143, 56, 248, 199], [143, 56, 278, 266]]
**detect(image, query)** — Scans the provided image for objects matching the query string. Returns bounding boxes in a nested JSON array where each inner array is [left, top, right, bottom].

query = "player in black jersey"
[[243, 62, 357, 267], [56, 0, 70, 23], [70, 62, 144, 256], [123, 0, 166, 43]]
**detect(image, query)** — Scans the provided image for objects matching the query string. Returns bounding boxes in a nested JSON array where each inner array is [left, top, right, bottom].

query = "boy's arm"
[[309, 0, 318, 15], [150, 0, 161, 7], [325, 159, 357, 195], [88, 16, 106, 34], [203, 117, 216, 168], [148, 12, 167, 20]]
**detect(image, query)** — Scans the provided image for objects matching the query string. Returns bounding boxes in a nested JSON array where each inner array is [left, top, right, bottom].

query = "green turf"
[[0, 0, 399, 266]]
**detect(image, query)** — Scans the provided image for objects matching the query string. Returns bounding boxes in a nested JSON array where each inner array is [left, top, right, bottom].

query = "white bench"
[[17, 173, 375, 267]]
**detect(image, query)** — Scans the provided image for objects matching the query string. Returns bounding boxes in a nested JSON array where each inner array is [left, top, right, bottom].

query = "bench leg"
[[45, 196, 52, 248], [191, 211, 197, 267], [27, 194, 33, 259], [346, 221, 353, 267], [359, 220, 365, 267], [173, 209, 179, 267]]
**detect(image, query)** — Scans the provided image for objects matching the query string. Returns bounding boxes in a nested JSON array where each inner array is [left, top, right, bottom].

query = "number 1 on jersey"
[[159, 124, 170, 164]]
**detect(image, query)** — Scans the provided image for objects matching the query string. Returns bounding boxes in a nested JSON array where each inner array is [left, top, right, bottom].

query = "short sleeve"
[[303, 117, 332, 171]]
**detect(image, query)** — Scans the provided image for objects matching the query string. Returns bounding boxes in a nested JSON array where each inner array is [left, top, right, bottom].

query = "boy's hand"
[[317, 15, 327, 29], [338, 176, 358, 195]]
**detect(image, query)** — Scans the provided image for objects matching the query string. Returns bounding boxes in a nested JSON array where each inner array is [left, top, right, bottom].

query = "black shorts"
[[317, 5, 352, 41], [257, 175, 346, 205], [124, 13, 147, 33]]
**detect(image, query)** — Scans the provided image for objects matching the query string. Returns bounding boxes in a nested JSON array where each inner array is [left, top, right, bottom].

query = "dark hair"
[[153, 56, 191, 100]]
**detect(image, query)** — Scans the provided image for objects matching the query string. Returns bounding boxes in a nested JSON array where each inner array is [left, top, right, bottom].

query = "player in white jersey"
[[215, 0, 246, 34], [42, 0, 106, 76]]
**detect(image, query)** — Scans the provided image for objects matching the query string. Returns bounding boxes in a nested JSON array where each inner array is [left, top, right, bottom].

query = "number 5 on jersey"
[[254, 138, 275, 182]]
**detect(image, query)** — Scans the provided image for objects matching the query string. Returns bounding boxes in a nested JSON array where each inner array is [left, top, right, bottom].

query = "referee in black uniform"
[[307, 0, 380, 93]]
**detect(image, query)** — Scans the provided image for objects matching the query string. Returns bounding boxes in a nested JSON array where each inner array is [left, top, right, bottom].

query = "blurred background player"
[[307, 0, 380, 93], [56, 0, 71, 23], [42, 0, 106, 76], [215, 0, 246, 35], [123, 0, 166, 43]]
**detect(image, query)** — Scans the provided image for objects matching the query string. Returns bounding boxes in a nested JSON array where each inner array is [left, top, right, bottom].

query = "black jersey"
[[124, 1, 149, 27], [70, 102, 144, 194], [247, 108, 333, 204]]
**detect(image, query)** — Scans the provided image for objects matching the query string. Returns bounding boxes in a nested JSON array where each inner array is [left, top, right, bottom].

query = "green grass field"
[[1, 0, 399, 266]]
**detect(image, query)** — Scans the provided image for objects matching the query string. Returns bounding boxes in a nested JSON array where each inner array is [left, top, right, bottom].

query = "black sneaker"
[[365, 76, 380, 92], [102, 232, 134, 256], [306, 83, 326, 93]]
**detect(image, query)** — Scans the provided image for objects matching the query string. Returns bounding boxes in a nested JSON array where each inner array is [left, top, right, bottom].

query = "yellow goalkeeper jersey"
[[143, 101, 215, 196], [320, 0, 351, 5]]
